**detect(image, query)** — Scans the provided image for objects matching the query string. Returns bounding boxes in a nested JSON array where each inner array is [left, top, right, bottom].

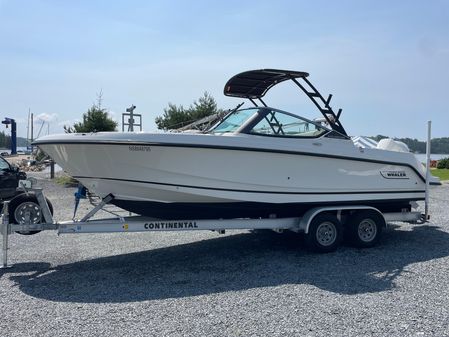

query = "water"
[[415, 154, 448, 162], [0, 146, 29, 154]]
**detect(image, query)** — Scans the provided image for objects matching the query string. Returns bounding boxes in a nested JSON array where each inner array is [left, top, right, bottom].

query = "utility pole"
[[27, 109, 30, 147], [31, 113, 34, 153]]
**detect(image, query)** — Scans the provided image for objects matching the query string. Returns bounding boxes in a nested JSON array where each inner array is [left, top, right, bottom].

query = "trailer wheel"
[[346, 210, 384, 248], [305, 213, 342, 253], [8, 194, 54, 235]]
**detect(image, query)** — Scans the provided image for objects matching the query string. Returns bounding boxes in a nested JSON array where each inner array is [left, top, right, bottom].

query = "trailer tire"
[[346, 210, 384, 248], [8, 194, 54, 235], [305, 213, 342, 253]]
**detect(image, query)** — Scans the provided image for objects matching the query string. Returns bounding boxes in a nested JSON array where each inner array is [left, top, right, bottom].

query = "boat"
[[33, 69, 439, 220]]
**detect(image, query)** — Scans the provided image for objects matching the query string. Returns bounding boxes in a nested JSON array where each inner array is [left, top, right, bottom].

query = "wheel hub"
[[14, 201, 42, 224], [316, 222, 337, 246], [358, 219, 377, 242]]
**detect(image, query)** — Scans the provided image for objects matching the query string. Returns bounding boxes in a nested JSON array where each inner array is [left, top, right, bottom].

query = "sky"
[[0, 0, 448, 140]]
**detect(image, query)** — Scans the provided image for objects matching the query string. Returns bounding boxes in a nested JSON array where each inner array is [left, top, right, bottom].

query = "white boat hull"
[[36, 132, 429, 219]]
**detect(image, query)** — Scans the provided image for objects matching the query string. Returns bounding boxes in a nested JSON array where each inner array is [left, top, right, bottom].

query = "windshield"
[[0, 157, 10, 170], [249, 109, 328, 137], [210, 108, 257, 134], [210, 107, 329, 138]]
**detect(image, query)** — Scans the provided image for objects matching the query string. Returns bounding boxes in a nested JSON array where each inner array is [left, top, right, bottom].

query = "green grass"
[[55, 175, 79, 187], [431, 169, 449, 181]]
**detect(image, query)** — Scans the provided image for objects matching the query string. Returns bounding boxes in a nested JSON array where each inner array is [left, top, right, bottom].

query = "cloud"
[[36, 112, 58, 122], [11, 117, 27, 124], [57, 118, 81, 127]]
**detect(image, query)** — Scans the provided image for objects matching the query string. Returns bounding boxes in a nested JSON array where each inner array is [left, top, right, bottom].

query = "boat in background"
[[34, 69, 440, 220]]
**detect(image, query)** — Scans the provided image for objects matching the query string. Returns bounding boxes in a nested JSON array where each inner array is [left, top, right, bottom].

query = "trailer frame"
[[1, 187, 426, 268]]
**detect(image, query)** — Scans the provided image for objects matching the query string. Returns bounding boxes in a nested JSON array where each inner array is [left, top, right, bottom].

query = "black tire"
[[8, 193, 54, 235], [345, 210, 384, 248], [305, 213, 342, 253]]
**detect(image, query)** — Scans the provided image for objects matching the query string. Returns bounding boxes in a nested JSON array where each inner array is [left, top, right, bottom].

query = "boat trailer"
[[1, 187, 426, 268]]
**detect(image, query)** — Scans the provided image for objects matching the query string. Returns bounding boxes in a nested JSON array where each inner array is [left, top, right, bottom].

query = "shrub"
[[437, 157, 449, 169]]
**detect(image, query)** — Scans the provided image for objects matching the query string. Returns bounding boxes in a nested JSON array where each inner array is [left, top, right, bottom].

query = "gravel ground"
[[1, 175, 449, 337]]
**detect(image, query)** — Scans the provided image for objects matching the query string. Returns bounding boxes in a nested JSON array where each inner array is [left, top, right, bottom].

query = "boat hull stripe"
[[73, 176, 425, 196]]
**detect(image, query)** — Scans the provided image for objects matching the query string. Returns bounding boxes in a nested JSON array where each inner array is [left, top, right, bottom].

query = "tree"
[[189, 91, 220, 121], [154, 103, 189, 130], [432, 137, 449, 154], [0, 130, 11, 148], [64, 93, 117, 133], [155, 92, 222, 130]]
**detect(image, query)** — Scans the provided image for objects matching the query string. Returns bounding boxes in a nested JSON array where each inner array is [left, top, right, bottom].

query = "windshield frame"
[[209, 107, 332, 139], [208, 107, 261, 134]]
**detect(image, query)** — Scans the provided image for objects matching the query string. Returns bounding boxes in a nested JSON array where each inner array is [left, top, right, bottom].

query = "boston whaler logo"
[[380, 170, 408, 179]]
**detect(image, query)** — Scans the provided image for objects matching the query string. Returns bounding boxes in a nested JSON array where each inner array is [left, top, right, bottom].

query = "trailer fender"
[[299, 206, 384, 234]]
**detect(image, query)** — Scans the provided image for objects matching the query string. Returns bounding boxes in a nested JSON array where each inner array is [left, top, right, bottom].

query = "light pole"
[[2, 118, 17, 155], [126, 105, 136, 131], [122, 105, 142, 132]]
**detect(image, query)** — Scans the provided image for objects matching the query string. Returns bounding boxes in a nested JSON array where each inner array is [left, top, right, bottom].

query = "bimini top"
[[223, 69, 348, 137], [224, 69, 309, 99]]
